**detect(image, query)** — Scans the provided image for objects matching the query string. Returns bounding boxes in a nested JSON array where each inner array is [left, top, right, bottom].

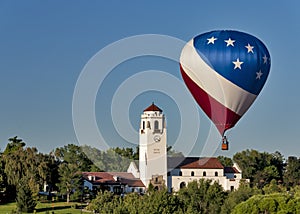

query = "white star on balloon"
[[232, 58, 244, 70], [245, 43, 254, 53], [224, 38, 235, 47], [207, 36, 217, 44], [256, 70, 263, 79], [263, 55, 268, 64]]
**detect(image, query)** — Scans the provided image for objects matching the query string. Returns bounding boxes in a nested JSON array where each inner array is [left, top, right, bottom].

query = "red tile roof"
[[122, 178, 145, 187], [168, 157, 224, 169], [143, 102, 162, 112], [82, 172, 145, 187]]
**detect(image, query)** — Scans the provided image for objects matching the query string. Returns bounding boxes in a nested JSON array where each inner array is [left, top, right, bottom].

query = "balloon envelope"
[[180, 30, 271, 135]]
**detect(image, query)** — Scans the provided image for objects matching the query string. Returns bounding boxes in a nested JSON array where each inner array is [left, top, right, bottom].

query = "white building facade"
[[167, 157, 243, 192], [135, 103, 247, 192], [139, 103, 167, 188]]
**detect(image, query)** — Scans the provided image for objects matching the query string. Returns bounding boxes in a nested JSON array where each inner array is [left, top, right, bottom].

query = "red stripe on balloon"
[[180, 64, 241, 135]]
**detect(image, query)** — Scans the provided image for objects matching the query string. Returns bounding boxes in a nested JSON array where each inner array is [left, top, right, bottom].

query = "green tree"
[[16, 176, 37, 213], [178, 179, 226, 214], [104, 148, 132, 171], [232, 195, 263, 214], [2, 137, 26, 186], [57, 162, 82, 203], [262, 165, 280, 182], [87, 190, 184, 214], [54, 144, 96, 171], [271, 151, 285, 180], [121, 193, 143, 213], [283, 156, 300, 188], [0, 152, 5, 189], [81, 145, 134, 172], [81, 145, 105, 171], [23, 147, 53, 197], [232, 193, 292, 214], [55, 144, 101, 202], [113, 146, 139, 160], [217, 156, 233, 167], [290, 185, 300, 198], [3, 140, 54, 199], [263, 179, 285, 194], [206, 182, 227, 213], [86, 190, 120, 213], [3, 136, 25, 155], [233, 149, 284, 187], [258, 197, 278, 213], [144, 189, 184, 214], [287, 197, 300, 213], [221, 181, 258, 214], [0, 151, 8, 202]]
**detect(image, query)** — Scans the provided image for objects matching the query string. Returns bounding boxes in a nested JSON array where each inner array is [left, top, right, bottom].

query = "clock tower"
[[139, 103, 167, 189]]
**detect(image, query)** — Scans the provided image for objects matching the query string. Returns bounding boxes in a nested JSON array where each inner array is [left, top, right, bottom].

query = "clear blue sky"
[[0, 1, 299, 158]]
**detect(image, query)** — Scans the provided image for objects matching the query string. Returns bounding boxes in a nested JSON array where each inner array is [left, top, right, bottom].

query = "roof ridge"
[[143, 102, 162, 112]]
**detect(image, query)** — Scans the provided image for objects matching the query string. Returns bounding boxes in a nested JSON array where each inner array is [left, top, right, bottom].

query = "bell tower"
[[139, 103, 167, 189]]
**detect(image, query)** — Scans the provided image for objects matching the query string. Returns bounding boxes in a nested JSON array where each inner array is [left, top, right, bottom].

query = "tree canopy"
[[233, 149, 284, 187], [1, 136, 300, 213]]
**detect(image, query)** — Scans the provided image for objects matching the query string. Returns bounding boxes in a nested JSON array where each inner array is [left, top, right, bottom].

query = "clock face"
[[153, 135, 161, 142]]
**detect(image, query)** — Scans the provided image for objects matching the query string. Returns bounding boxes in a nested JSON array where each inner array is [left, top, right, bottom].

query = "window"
[[191, 171, 194, 176], [167, 171, 171, 176], [203, 171, 206, 176], [179, 171, 182, 176], [154, 120, 159, 130], [113, 186, 122, 194], [215, 171, 218, 176], [230, 186, 234, 191], [142, 121, 145, 129], [180, 182, 186, 189]]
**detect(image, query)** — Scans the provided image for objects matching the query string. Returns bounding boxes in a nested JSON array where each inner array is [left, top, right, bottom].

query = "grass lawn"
[[0, 201, 89, 213]]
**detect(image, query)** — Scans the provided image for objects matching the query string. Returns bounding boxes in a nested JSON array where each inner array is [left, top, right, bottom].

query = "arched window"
[[203, 171, 206, 176], [191, 171, 194, 176], [180, 182, 186, 189], [215, 171, 218, 176], [154, 120, 159, 130], [142, 121, 145, 129], [179, 171, 182, 176]]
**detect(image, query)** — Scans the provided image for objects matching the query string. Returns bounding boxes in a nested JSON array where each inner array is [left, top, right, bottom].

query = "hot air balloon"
[[180, 30, 271, 150]]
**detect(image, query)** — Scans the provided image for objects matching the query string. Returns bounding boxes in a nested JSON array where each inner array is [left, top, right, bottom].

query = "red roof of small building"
[[143, 102, 162, 112], [121, 178, 145, 187], [82, 172, 145, 187]]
